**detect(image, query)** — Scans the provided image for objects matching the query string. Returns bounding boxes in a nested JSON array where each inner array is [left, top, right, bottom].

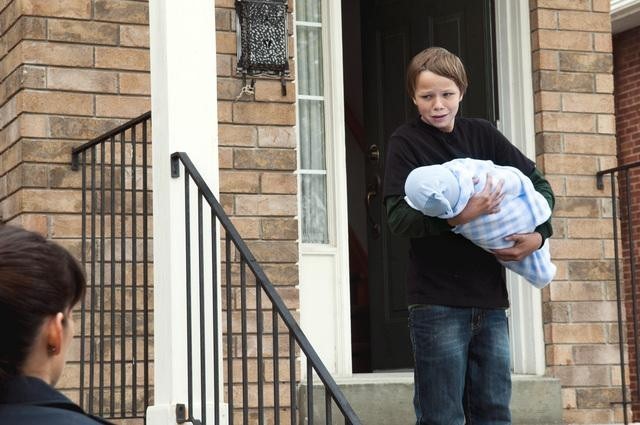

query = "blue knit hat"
[[404, 165, 461, 217]]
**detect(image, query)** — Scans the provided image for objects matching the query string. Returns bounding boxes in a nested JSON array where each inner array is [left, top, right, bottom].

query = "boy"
[[404, 158, 556, 288], [383, 47, 554, 424]]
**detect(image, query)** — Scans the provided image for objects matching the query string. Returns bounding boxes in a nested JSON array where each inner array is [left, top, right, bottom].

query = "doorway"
[[343, 0, 498, 372]]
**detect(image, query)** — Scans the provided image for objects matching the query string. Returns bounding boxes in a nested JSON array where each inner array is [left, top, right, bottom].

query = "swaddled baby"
[[404, 157, 556, 288]]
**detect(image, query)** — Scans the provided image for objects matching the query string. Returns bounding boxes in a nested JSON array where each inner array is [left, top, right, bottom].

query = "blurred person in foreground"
[[0, 224, 112, 424]]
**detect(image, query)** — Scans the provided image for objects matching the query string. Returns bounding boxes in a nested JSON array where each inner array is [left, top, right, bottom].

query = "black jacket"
[[0, 375, 112, 424]]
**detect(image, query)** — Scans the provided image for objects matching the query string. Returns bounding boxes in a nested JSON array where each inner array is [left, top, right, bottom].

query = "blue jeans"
[[408, 305, 511, 425]]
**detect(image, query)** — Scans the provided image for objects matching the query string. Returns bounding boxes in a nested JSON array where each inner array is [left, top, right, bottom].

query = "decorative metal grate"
[[236, 0, 289, 76]]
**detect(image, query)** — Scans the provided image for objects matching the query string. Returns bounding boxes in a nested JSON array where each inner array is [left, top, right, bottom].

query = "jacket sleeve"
[[384, 195, 452, 238], [529, 167, 555, 245]]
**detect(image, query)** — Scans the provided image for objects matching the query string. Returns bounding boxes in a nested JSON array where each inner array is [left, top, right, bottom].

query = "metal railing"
[[597, 161, 640, 423], [71, 112, 153, 421], [70, 112, 360, 424], [171, 151, 361, 425]]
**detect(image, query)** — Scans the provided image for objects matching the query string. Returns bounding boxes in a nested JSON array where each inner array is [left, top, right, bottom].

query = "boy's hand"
[[447, 174, 505, 226], [492, 232, 542, 261]]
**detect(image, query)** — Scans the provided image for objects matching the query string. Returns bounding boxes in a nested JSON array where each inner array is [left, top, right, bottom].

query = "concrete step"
[[299, 373, 562, 424]]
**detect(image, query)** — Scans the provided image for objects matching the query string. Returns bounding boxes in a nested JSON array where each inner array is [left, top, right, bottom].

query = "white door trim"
[[324, 0, 352, 376], [298, 0, 351, 377], [494, 0, 546, 375]]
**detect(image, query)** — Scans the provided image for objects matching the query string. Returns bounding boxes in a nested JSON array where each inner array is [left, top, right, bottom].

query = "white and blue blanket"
[[405, 158, 556, 288]]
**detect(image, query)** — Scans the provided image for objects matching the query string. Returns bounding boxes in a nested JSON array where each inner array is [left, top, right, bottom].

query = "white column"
[[148, 0, 224, 424]]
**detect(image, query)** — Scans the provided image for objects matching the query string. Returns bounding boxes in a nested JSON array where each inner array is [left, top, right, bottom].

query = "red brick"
[[22, 188, 83, 212], [538, 112, 596, 133], [234, 194, 297, 216], [530, 8, 557, 29], [95, 95, 150, 118], [18, 90, 94, 116], [532, 50, 559, 70], [254, 80, 295, 103], [593, 0, 610, 12], [533, 29, 592, 51], [594, 33, 612, 52], [2, 16, 47, 55], [257, 126, 296, 148], [562, 93, 614, 114], [559, 52, 613, 73], [47, 67, 118, 93], [48, 116, 123, 139], [536, 0, 590, 10], [120, 25, 149, 48], [218, 101, 232, 123], [546, 323, 606, 344], [22, 40, 94, 67], [220, 171, 260, 193], [233, 103, 295, 125], [21, 139, 78, 163], [219, 124, 257, 147], [94, 0, 149, 24], [557, 11, 610, 32], [261, 173, 296, 194], [48, 19, 119, 45], [95, 47, 150, 71], [216, 31, 236, 55], [119, 72, 150, 95], [22, 0, 91, 19]]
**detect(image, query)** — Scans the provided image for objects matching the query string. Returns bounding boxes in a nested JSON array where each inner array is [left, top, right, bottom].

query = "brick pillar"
[[0, 0, 150, 238], [613, 25, 640, 420], [0, 0, 150, 409], [216, 0, 299, 421], [530, 1, 624, 423]]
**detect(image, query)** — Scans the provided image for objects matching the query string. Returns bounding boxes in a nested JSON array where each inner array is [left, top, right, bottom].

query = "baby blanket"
[[404, 158, 556, 288]]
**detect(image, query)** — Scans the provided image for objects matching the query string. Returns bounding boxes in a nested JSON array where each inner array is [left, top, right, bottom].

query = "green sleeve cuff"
[[385, 195, 451, 238], [529, 167, 555, 249]]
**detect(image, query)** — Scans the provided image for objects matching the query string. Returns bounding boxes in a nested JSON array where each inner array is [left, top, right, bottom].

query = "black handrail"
[[71, 112, 153, 420], [71, 111, 361, 424], [171, 151, 361, 425], [71, 111, 152, 170], [597, 162, 640, 424]]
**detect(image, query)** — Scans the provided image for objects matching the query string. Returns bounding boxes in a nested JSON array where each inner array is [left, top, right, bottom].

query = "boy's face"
[[412, 71, 463, 133]]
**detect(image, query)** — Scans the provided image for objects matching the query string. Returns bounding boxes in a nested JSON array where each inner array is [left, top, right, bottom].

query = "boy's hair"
[[406, 47, 469, 97], [0, 225, 86, 380]]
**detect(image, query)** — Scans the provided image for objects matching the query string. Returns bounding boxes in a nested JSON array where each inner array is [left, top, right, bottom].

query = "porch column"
[[147, 0, 222, 424]]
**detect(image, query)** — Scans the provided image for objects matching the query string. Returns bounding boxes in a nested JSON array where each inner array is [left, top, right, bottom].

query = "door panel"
[[363, 0, 496, 370]]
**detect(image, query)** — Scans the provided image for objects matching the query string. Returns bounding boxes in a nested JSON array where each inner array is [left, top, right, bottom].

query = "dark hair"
[[406, 47, 469, 97], [0, 225, 85, 380]]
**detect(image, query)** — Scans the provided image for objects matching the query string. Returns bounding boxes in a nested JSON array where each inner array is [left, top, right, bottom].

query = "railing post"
[[147, 0, 223, 422]]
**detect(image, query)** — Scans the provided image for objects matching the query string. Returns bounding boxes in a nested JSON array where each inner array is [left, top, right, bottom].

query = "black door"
[[362, 0, 497, 370]]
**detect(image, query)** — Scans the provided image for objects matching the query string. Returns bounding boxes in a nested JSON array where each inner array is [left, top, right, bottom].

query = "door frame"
[[299, 0, 544, 378], [298, 0, 352, 377], [494, 0, 545, 375]]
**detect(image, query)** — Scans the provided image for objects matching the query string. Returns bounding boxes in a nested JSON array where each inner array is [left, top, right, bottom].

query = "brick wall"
[[613, 25, 640, 420], [0, 0, 150, 234], [0, 0, 151, 417], [530, 0, 625, 423], [0, 0, 300, 423], [215, 0, 299, 422]]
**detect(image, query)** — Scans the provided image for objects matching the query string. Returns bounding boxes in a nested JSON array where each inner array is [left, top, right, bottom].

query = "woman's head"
[[0, 225, 85, 385]]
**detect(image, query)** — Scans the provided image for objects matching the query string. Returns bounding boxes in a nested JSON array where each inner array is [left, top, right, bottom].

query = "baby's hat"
[[404, 164, 461, 217]]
